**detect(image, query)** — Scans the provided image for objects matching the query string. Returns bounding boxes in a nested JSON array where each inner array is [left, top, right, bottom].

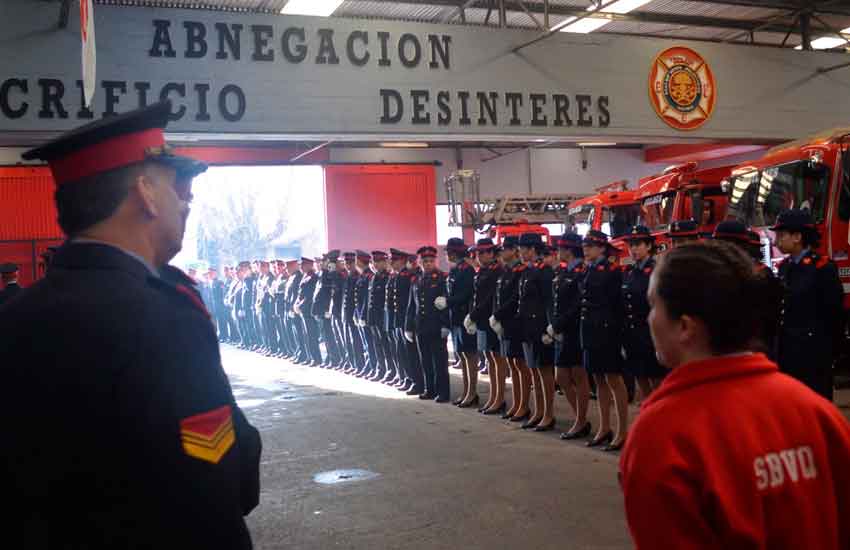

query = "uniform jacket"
[[446, 260, 475, 327], [224, 277, 239, 309], [620, 353, 850, 550], [551, 260, 586, 338], [342, 269, 359, 322], [621, 258, 655, 358], [517, 261, 552, 340], [0, 243, 261, 549], [354, 269, 374, 323], [211, 279, 226, 316], [493, 260, 524, 338], [469, 260, 502, 328], [254, 273, 274, 312], [776, 250, 844, 397], [272, 274, 288, 317], [311, 269, 335, 318], [405, 269, 448, 336], [243, 274, 257, 312], [330, 269, 347, 319], [579, 257, 623, 350], [0, 281, 23, 307], [393, 268, 415, 330], [296, 271, 318, 315], [367, 269, 389, 329], [386, 271, 399, 331], [285, 271, 304, 314]]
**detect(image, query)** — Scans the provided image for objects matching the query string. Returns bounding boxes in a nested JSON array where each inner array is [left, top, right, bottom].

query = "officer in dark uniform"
[[234, 261, 253, 349], [712, 220, 782, 356], [490, 236, 525, 420], [400, 252, 426, 395], [549, 233, 592, 440], [367, 250, 391, 382], [223, 265, 241, 344], [341, 252, 362, 374], [466, 238, 504, 414], [0, 263, 23, 307], [354, 250, 376, 378], [330, 255, 348, 371], [390, 249, 418, 393], [5, 101, 261, 548], [269, 260, 287, 357], [667, 219, 700, 248], [245, 262, 260, 350], [385, 249, 406, 387], [405, 246, 450, 402], [255, 260, 276, 355], [285, 259, 307, 362], [296, 257, 322, 365], [208, 267, 227, 342], [313, 252, 339, 368], [773, 209, 844, 400], [621, 226, 667, 401], [580, 230, 628, 451]]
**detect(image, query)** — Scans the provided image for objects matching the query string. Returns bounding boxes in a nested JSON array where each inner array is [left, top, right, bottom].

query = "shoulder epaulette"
[[815, 255, 830, 269]]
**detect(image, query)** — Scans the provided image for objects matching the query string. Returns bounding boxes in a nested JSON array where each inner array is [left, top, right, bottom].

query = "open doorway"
[[173, 165, 327, 270]]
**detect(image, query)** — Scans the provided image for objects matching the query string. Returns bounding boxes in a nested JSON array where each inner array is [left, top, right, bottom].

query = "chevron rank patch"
[[180, 405, 235, 464]]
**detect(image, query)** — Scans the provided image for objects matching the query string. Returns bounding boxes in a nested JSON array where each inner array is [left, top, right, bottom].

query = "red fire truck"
[[616, 162, 732, 252], [566, 181, 640, 259]]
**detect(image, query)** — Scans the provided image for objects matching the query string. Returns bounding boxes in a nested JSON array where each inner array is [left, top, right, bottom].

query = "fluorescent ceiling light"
[[559, 0, 652, 34], [379, 142, 429, 148], [794, 26, 850, 50], [281, 0, 344, 17], [578, 142, 617, 147]]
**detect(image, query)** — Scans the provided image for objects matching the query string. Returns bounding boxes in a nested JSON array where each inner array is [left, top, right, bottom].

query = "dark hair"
[[54, 164, 142, 236], [655, 240, 765, 354]]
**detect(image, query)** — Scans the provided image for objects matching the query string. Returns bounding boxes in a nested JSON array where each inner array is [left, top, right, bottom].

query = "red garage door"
[[324, 164, 437, 253]]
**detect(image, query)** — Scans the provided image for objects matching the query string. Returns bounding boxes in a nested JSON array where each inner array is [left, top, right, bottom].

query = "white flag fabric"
[[80, 0, 96, 107]]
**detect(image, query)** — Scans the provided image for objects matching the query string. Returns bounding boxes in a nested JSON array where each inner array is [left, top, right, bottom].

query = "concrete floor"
[[223, 345, 850, 550]]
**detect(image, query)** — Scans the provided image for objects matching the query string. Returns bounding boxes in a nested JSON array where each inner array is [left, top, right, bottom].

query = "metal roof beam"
[[673, 0, 850, 18]]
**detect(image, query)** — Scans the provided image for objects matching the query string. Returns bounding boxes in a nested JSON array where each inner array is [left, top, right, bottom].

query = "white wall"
[[329, 146, 671, 201], [0, 147, 39, 165]]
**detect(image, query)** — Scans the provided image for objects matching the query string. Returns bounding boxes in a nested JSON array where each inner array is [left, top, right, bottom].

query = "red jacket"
[[620, 353, 850, 550]]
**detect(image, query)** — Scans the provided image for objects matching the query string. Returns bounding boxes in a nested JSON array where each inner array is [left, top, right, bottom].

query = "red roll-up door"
[[324, 165, 437, 253]]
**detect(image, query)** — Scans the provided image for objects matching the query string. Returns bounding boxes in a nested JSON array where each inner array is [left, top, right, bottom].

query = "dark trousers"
[[346, 320, 364, 369], [360, 325, 376, 374], [332, 317, 347, 365], [301, 315, 322, 363], [320, 317, 340, 365], [384, 328, 400, 380], [292, 314, 308, 360], [417, 332, 449, 399], [405, 333, 424, 392], [393, 329, 413, 386], [262, 309, 276, 350], [225, 308, 239, 342], [237, 311, 251, 347], [371, 326, 389, 377]]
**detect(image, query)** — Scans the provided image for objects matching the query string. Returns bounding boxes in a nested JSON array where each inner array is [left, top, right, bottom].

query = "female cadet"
[[621, 226, 667, 400], [490, 236, 526, 421], [436, 238, 478, 406], [465, 238, 505, 415], [516, 233, 556, 431], [549, 234, 592, 440], [772, 209, 844, 400], [580, 230, 629, 451], [666, 219, 700, 248], [621, 240, 850, 550]]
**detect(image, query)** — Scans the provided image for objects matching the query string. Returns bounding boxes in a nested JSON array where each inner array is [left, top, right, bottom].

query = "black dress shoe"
[[452, 397, 464, 406], [521, 418, 542, 430], [586, 431, 614, 448], [406, 387, 424, 396], [560, 422, 592, 440], [603, 439, 626, 452], [510, 413, 530, 423], [500, 410, 516, 420], [419, 392, 435, 400], [434, 396, 451, 403], [534, 419, 556, 432], [482, 403, 507, 416], [458, 395, 480, 409]]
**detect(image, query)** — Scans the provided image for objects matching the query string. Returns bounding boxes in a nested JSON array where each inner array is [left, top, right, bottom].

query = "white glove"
[[288, 311, 295, 319], [463, 314, 473, 331], [547, 324, 555, 338], [466, 323, 477, 336], [542, 333, 554, 345], [440, 327, 451, 339], [325, 311, 332, 319], [404, 331, 415, 343], [553, 333, 563, 343], [434, 296, 447, 310], [488, 315, 498, 330], [238, 311, 245, 319], [293, 303, 302, 315]]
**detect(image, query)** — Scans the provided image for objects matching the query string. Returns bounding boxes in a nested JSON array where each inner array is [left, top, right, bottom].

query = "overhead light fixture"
[[794, 26, 850, 50], [558, 0, 652, 34], [578, 142, 617, 147], [281, 0, 344, 17], [379, 142, 429, 148]]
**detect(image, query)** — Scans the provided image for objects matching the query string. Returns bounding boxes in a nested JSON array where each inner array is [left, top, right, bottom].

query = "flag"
[[80, 0, 96, 107]]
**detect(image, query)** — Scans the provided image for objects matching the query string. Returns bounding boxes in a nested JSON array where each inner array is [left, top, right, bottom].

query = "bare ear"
[[678, 314, 706, 346], [132, 169, 159, 219]]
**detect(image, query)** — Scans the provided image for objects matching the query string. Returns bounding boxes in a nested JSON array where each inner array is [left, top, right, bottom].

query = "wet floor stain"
[[313, 469, 380, 485]]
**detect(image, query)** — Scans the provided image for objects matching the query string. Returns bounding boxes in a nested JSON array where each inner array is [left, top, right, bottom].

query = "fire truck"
[[566, 181, 640, 258], [615, 162, 732, 252], [725, 126, 850, 298]]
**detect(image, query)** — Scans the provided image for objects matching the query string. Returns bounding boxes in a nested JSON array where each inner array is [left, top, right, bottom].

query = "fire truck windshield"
[[601, 204, 641, 238], [727, 160, 830, 228], [568, 204, 594, 236], [639, 192, 676, 230]]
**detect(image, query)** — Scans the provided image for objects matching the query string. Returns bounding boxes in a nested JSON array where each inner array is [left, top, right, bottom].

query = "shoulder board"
[[559, 261, 568, 269], [609, 263, 620, 272], [595, 264, 606, 272], [815, 255, 830, 269], [513, 264, 527, 272], [574, 264, 586, 273]]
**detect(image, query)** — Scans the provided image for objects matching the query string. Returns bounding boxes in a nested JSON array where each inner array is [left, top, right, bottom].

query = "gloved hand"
[[465, 322, 477, 336], [434, 296, 447, 311], [553, 332, 563, 343], [293, 303, 302, 315], [440, 327, 451, 339], [546, 324, 556, 338], [325, 311, 332, 319], [404, 331, 415, 343], [489, 315, 504, 337], [463, 314, 473, 331], [238, 311, 245, 319], [288, 311, 295, 319], [488, 315, 498, 330], [357, 319, 366, 328], [542, 333, 554, 345]]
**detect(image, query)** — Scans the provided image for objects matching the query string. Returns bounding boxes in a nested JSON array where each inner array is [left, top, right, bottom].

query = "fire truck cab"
[[621, 162, 731, 252], [490, 220, 551, 246], [566, 181, 639, 259]]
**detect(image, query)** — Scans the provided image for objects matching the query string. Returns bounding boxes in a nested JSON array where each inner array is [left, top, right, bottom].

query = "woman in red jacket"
[[620, 240, 850, 550]]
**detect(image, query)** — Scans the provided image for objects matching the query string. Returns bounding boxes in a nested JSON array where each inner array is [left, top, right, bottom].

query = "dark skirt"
[[623, 350, 668, 379], [499, 337, 524, 359], [555, 336, 582, 368], [451, 326, 477, 354], [583, 347, 623, 375], [477, 328, 500, 354], [522, 340, 555, 369]]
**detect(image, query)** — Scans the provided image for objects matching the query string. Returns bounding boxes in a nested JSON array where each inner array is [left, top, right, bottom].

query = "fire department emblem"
[[649, 46, 716, 131]]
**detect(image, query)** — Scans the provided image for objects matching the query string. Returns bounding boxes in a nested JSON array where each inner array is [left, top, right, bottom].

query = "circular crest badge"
[[649, 46, 716, 131]]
